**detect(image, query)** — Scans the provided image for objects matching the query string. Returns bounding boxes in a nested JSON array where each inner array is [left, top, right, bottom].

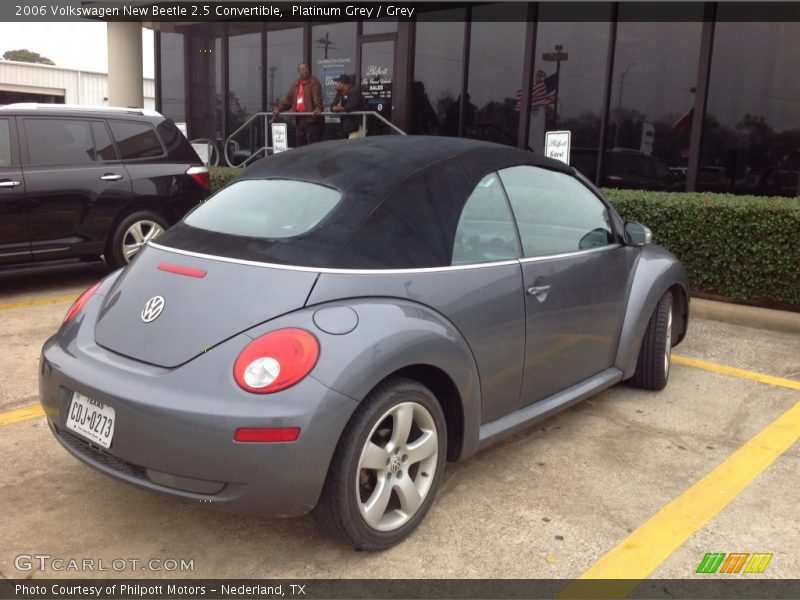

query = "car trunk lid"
[[94, 245, 318, 368]]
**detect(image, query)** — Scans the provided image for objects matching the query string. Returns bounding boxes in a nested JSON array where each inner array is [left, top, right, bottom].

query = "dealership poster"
[[361, 64, 392, 119], [317, 57, 351, 123]]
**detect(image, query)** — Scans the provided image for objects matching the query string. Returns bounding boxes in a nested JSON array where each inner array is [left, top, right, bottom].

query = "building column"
[[107, 22, 143, 108]]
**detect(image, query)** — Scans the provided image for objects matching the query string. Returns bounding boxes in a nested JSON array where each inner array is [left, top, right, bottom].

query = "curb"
[[691, 298, 800, 335]]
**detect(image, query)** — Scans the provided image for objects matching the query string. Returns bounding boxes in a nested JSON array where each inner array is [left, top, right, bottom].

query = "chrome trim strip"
[[517, 244, 622, 264], [147, 242, 623, 275], [147, 242, 520, 275]]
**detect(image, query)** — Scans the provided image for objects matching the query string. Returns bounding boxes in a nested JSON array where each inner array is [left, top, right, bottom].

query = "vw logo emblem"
[[141, 296, 165, 323]]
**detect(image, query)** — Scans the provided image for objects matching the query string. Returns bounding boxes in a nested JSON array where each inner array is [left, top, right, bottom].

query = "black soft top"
[[160, 136, 575, 269]]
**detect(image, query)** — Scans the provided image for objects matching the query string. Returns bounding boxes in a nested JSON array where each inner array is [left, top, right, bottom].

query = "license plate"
[[65, 392, 115, 449]]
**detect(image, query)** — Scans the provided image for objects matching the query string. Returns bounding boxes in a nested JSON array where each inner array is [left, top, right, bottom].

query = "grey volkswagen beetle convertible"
[[40, 136, 688, 550]]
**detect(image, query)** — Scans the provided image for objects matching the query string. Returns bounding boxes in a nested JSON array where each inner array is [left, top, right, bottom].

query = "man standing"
[[331, 74, 364, 139], [272, 63, 324, 147]]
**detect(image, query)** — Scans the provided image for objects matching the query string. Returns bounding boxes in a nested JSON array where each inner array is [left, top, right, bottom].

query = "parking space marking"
[[0, 295, 76, 311], [672, 355, 800, 391], [560, 388, 800, 597], [0, 404, 45, 426]]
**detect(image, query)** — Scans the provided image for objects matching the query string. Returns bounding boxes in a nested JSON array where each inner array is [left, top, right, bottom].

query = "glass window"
[[466, 4, 526, 146], [412, 9, 465, 135], [228, 25, 262, 132], [159, 31, 186, 123], [184, 179, 341, 239], [702, 19, 800, 197], [452, 173, 520, 265], [91, 121, 117, 161], [312, 22, 357, 113], [109, 121, 164, 160], [266, 27, 303, 109], [362, 19, 397, 35], [0, 120, 11, 167], [603, 13, 703, 189], [25, 119, 95, 165], [531, 7, 611, 164], [499, 165, 614, 257]]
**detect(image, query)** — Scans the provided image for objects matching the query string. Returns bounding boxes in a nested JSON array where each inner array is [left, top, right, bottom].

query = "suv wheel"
[[314, 377, 446, 550], [106, 211, 169, 269]]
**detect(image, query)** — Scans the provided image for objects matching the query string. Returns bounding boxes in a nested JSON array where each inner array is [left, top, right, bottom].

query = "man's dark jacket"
[[331, 85, 363, 134]]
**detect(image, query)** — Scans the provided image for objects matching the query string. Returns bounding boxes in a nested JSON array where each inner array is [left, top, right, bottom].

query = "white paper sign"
[[545, 130, 571, 165], [175, 122, 188, 137], [271, 123, 289, 154], [191, 142, 210, 166]]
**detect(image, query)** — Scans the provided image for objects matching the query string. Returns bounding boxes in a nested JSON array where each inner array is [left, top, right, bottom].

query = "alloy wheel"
[[122, 220, 165, 262], [355, 401, 439, 532]]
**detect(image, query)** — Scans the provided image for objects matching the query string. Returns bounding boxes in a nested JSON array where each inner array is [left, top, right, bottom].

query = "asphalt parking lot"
[[1, 262, 798, 582]]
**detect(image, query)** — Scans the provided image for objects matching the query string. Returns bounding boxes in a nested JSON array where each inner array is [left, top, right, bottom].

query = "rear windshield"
[[184, 179, 341, 239]]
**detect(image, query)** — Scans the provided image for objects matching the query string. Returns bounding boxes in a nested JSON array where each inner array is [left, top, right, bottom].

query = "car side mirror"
[[624, 222, 652, 246]]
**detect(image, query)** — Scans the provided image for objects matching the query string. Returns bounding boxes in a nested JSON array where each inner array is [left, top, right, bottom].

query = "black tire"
[[629, 290, 673, 391], [106, 211, 169, 270], [314, 376, 447, 551]]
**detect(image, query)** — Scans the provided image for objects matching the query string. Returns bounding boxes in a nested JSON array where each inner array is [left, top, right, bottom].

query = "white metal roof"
[[0, 103, 162, 117]]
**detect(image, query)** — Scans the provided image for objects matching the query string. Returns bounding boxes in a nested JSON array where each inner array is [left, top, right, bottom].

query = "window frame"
[[0, 117, 18, 168], [108, 119, 167, 162], [451, 171, 524, 266], [20, 117, 101, 167], [498, 164, 624, 260]]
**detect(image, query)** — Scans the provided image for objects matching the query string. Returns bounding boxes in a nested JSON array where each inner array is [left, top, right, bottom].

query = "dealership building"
[[132, 4, 799, 196]]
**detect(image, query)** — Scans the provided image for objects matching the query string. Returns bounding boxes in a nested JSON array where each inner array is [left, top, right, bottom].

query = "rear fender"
[[616, 245, 690, 379], [244, 298, 482, 460]]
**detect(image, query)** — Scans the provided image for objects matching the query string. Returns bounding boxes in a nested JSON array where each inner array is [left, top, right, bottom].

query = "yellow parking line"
[[673, 354, 800, 391], [0, 295, 76, 311], [0, 404, 45, 426], [560, 400, 800, 597]]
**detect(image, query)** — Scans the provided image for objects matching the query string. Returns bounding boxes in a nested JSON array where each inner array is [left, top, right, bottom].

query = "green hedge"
[[208, 167, 799, 305], [210, 166, 240, 192], [604, 189, 800, 306]]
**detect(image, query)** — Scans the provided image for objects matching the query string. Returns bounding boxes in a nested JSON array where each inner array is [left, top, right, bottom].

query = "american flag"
[[515, 73, 559, 111]]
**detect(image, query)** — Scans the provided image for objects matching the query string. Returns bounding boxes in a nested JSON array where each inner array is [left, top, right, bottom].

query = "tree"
[[2, 49, 55, 65]]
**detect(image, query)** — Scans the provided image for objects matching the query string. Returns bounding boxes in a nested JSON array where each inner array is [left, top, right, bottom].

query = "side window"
[[109, 120, 164, 160], [499, 165, 615, 257], [0, 120, 11, 167], [25, 119, 95, 165], [91, 121, 118, 161], [452, 173, 521, 265]]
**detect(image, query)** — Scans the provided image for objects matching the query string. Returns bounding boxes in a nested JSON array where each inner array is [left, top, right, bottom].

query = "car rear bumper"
[[39, 317, 358, 518]]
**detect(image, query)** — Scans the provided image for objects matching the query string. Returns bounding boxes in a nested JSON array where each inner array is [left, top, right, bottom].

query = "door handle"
[[0, 180, 21, 188], [100, 174, 123, 181], [527, 284, 552, 296]]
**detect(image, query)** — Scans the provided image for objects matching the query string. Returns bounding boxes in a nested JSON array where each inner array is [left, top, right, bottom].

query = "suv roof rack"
[[0, 103, 162, 117]]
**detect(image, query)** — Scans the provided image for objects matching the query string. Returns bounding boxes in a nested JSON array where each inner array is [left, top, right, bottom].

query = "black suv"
[[0, 104, 210, 269]]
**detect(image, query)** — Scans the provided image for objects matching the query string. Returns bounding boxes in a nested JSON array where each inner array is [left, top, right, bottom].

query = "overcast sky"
[[0, 22, 154, 78]]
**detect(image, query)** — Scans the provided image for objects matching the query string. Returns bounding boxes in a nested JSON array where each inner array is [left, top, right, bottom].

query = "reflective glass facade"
[[156, 6, 800, 196]]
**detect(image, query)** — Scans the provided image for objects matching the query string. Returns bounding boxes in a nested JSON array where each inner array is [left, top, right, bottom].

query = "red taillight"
[[234, 427, 301, 443], [186, 165, 210, 191], [63, 282, 102, 325], [157, 262, 207, 278], [605, 175, 624, 187], [233, 328, 319, 394]]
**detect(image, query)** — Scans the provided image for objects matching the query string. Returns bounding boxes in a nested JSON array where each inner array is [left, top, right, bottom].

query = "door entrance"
[[359, 38, 396, 126]]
